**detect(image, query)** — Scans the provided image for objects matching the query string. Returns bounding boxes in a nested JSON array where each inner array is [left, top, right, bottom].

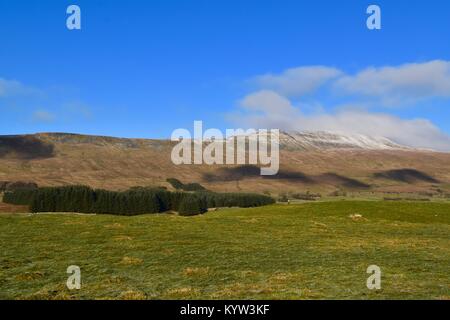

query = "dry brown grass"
[[0, 133, 449, 195], [118, 290, 147, 300], [113, 235, 133, 241], [166, 287, 200, 297], [0, 202, 29, 214], [183, 267, 210, 277], [119, 256, 143, 266], [15, 271, 44, 281]]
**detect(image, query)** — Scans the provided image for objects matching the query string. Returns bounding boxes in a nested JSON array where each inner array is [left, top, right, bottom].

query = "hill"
[[0, 132, 449, 197]]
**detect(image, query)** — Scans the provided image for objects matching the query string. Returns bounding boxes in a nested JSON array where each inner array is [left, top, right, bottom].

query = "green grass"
[[0, 201, 449, 300]]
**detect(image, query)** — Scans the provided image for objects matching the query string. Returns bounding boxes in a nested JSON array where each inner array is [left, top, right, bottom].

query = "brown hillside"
[[1, 133, 449, 196]]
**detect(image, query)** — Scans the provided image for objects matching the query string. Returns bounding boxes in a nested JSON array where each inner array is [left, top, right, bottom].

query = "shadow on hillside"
[[203, 165, 313, 183], [203, 165, 371, 189], [0, 135, 55, 159], [373, 169, 439, 183], [316, 173, 371, 189]]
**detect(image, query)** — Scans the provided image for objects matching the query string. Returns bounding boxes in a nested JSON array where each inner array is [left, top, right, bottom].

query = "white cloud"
[[1, 76, 93, 125], [0, 78, 40, 97], [231, 61, 450, 151], [230, 91, 450, 151], [334, 60, 450, 105], [254, 66, 342, 96], [63, 101, 93, 120], [232, 90, 302, 130], [251, 60, 450, 105], [240, 90, 298, 114], [0, 78, 25, 97], [298, 111, 450, 152], [32, 110, 56, 123]]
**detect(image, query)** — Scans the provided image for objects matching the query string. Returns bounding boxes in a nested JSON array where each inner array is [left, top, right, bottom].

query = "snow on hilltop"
[[279, 131, 413, 151]]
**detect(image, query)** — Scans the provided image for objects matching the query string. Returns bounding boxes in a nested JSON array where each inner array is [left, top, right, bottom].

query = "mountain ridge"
[[0, 131, 449, 195], [0, 130, 423, 152]]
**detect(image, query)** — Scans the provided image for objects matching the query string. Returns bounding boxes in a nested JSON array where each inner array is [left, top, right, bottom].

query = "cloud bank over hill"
[[334, 60, 450, 105], [230, 60, 450, 152]]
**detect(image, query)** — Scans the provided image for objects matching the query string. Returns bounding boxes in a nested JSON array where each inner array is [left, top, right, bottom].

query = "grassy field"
[[0, 201, 449, 300]]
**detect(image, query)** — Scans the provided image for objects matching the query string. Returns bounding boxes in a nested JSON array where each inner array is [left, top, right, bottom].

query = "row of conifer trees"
[[3, 185, 274, 215], [2, 188, 37, 205]]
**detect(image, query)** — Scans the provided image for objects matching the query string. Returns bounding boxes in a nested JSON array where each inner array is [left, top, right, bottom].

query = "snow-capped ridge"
[[278, 130, 413, 151]]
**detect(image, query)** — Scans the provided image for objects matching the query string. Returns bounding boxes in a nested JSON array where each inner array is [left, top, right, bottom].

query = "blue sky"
[[0, 0, 449, 149]]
